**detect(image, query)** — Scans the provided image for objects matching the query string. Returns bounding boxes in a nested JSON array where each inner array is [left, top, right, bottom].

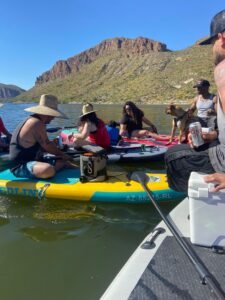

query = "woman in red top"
[[70, 103, 110, 149]]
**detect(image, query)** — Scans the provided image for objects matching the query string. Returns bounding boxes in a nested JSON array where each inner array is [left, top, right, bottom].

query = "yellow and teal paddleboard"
[[0, 168, 185, 203]]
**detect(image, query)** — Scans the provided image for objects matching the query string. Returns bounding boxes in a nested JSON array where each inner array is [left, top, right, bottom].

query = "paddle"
[[46, 126, 76, 133], [130, 171, 225, 300]]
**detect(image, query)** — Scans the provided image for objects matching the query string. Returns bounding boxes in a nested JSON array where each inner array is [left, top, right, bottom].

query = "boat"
[[59, 129, 167, 162], [101, 172, 225, 299], [0, 168, 185, 203]]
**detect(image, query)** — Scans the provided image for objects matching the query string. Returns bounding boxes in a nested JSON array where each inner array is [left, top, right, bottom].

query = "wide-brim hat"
[[24, 94, 68, 119], [80, 103, 97, 117], [200, 10, 225, 45]]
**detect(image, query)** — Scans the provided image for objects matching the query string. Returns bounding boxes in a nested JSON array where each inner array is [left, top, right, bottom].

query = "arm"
[[214, 59, 225, 113], [119, 124, 128, 137], [0, 118, 11, 137], [73, 121, 90, 140], [213, 95, 218, 113], [34, 123, 71, 160], [189, 97, 197, 115], [142, 116, 154, 127], [142, 116, 157, 133]]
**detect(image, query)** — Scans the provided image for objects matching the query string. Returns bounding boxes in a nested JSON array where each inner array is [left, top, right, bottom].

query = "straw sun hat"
[[24, 94, 68, 119], [80, 103, 97, 117]]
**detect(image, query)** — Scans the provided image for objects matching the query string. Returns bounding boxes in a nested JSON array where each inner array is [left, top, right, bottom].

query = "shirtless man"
[[10, 94, 75, 179]]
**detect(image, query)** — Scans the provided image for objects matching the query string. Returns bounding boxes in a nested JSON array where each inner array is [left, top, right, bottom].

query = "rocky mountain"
[[0, 83, 25, 99], [35, 37, 168, 85], [16, 37, 214, 104]]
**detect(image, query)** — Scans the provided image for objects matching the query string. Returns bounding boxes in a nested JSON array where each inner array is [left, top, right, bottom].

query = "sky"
[[0, 1, 224, 90]]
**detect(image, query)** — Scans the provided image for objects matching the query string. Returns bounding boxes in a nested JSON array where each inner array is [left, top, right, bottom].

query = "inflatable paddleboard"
[[0, 168, 185, 203], [123, 135, 179, 148], [60, 129, 167, 162]]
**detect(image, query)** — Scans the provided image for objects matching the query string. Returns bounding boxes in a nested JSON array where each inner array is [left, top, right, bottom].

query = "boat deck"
[[130, 235, 225, 299], [101, 198, 225, 299]]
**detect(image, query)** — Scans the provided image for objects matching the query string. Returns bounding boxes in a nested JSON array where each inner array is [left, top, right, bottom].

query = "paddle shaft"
[[46, 126, 76, 133], [137, 174, 225, 300]]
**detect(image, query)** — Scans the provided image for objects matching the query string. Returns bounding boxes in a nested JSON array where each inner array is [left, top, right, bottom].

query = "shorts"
[[165, 144, 215, 193], [11, 161, 37, 179], [11, 157, 56, 179]]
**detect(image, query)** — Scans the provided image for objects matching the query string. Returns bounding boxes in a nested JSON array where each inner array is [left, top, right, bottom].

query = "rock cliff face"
[[0, 84, 25, 99], [35, 37, 168, 85]]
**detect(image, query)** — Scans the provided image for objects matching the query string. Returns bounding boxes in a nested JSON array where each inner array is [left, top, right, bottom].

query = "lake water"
[[0, 103, 182, 300]]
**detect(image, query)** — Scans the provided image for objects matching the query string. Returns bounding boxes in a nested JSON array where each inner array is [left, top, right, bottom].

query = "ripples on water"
[[0, 102, 181, 300]]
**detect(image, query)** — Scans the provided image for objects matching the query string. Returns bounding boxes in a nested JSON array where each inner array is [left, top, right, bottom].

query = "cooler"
[[188, 172, 225, 247]]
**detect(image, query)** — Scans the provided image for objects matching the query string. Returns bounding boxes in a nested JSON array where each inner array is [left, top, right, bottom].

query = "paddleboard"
[[60, 129, 167, 162], [123, 135, 179, 148], [0, 168, 185, 203]]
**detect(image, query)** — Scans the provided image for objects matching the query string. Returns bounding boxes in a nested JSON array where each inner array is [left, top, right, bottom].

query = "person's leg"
[[165, 144, 215, 193], [30, 161, 56, 178]]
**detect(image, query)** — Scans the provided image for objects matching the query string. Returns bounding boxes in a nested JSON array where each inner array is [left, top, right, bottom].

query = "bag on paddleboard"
[[80, 152, 107, 182]]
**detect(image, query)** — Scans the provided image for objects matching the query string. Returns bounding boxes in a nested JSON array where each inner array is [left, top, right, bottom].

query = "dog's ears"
[[169, 104, 176, 109]]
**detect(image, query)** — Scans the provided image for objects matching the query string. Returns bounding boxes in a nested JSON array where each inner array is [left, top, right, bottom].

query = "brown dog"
[[165, 104, 200, 144]]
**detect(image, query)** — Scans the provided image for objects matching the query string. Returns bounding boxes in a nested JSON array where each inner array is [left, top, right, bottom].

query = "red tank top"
[[88, 119, 110, 149]]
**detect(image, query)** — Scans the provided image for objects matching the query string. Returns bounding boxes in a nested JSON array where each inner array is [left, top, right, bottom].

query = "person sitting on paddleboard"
[[69, 103, 110, 149], [9, 94, 76, 179], [0, 104, 12, 151], [119, 101, 158, 138], [106, 120, 121, 146]]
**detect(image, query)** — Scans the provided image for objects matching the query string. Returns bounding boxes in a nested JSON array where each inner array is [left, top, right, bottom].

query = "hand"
[[68, 133, 77, 143], [188, 130, 218, 148], [62, 153, 73, 161], [204, 173, 225, 192], [202, 130, 218, 142], [150, 124, 158, 133]]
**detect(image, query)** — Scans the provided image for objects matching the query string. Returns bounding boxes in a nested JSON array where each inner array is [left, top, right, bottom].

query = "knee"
[[42, 165, 56, 178], [33, 163, 56, 179]]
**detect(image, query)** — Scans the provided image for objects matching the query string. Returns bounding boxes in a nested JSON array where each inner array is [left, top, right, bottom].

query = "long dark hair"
[[122, 101, 143, 123]]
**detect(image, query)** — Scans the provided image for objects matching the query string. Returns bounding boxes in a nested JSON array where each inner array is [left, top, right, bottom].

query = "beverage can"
[[189, 122, 204, 147], [57, 136, 64, 150]]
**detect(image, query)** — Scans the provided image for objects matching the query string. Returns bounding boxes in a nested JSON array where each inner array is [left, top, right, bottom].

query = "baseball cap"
[[200, 10, 225, 45], [193, 79, 210, 88]]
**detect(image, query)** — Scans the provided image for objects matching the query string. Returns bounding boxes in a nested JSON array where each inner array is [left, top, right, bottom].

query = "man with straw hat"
[[10, 94, 75, 179], [0, 103, 12, 151]]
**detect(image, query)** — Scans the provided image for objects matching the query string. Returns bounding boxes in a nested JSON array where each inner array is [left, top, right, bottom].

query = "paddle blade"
[[129, 171, 149, 185], [46, 127, 62, 133]]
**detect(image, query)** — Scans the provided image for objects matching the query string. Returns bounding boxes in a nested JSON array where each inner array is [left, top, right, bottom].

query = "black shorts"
[[165, 144, 215, 193]]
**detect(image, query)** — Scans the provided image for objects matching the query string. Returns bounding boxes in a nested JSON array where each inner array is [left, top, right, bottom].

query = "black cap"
[[200, 10, 225, 45], [193, 79, 210, 88]]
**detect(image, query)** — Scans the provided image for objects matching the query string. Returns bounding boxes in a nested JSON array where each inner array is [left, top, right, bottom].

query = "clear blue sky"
[[0, 1, 224, 90]]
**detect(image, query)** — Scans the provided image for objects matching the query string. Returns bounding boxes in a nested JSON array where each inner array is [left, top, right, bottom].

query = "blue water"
[[0, 102, 181, 300]]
